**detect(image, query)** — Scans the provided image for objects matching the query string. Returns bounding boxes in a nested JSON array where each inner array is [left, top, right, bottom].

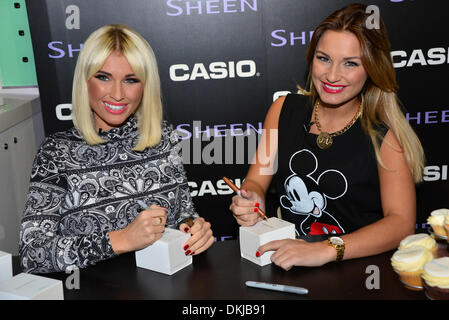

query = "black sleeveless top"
[[276, 94, 387, 240]]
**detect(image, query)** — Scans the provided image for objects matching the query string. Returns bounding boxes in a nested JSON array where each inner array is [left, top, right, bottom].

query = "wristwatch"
[[328, 236, 345, 262]]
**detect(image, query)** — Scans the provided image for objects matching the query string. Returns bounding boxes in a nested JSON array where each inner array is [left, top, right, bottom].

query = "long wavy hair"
[[72, 24, 163, 151], [298, 3, 424, 183]]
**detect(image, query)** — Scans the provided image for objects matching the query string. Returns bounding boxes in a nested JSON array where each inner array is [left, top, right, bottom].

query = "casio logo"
[[169, 60, 257, 81]]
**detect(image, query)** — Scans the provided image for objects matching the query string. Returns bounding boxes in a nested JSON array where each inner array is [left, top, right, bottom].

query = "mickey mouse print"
[[280, 149, 348, 236]]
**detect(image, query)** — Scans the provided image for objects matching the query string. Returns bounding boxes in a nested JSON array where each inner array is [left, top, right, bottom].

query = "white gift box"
[[0, 251, 13, 283], [0, 273, 64, 300], [239, 217, 296, 266], [135, 228, 192, 275]]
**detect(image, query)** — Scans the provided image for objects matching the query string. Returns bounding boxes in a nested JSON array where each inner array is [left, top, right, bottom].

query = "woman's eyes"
[[316, 55, 329, 62], [345, 61, 359, 67], [94, 74, 109, 81], [94, 74, 140, 83], [124, 78, 140, 84], [315, 55, 359, 67]]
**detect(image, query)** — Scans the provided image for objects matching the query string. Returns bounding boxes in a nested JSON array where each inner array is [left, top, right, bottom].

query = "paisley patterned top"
[[19, 115, 198, 273]]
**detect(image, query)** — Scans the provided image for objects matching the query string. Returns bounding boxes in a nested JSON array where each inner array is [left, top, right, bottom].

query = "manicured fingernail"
[[253, 208, 258, 212], [256, 251, 261, 257], [184, 227, 190, 233], [184, 244, 189, 250], [255, 202, 260, 207], [185, 250, 191, 256], [190, 252, 195, 255]]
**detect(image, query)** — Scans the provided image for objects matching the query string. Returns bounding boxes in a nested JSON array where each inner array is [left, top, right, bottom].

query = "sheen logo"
[[406, 109, 449, 125], [270, 30, 314, 47], [166, 0, 258, 16], [423, 165, 448, 182], [169, 60, 257, 81], [48, 41, 83, 59]]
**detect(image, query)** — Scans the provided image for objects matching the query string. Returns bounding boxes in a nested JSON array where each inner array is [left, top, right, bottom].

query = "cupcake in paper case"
[[391, 246, 434, 290], [428, 208, 449, 238], [445, 213, 449, 239], [398, 233, 438, 258], [422, 257, 449, 300]]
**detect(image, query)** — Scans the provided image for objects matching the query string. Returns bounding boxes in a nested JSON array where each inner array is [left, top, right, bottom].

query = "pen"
[[137, 200, 167, 227], [137, 200, 151, 210], [245, 281, 308, 295], [137, 200, 194, 227], [223, 176, 268, 221]]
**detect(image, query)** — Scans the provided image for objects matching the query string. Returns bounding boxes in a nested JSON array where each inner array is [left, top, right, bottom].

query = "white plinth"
[[135, 228, 192, 275], [239, 217, 296, 266], [0, 273, 64, 300], [0, 251, 12, 283]]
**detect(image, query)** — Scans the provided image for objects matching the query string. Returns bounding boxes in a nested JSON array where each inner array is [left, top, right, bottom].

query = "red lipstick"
[[103, 101, 128, 114], [321, 81, 346, 94]]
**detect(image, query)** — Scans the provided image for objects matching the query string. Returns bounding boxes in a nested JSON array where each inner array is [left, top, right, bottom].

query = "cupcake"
[[428, 208, 449, 238], [445, 213, 449, 239], [421, 257, 449, 300], [399, 233, 438, 258], [391, 246, 434, 290]]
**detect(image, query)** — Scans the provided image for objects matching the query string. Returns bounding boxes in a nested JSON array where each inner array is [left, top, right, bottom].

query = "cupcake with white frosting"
[[422, 257, 449, 300], [428, 208, 449, 238], [445, 213, 449, 240], [399, 233, 438, 258], [391, 246, 434, 290]]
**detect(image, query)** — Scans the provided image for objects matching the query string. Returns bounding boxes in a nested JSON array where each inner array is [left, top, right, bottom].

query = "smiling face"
[[87, 51, 143, 131], [311, 30, 368, 108]]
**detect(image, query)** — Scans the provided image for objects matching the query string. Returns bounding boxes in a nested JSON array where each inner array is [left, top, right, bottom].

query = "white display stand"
[[0, 273, 63, 300], [135, 228, 192, 275], [239, 217, 296, 266], [0, 251, 12, 283]]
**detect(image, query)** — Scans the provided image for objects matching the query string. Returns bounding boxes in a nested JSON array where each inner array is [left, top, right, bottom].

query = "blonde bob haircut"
[[72, 24, 163, 151]]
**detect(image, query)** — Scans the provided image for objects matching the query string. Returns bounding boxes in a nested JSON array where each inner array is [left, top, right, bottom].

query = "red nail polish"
[[253, 208, 258, 213], [184, 227, 190, 233], [255, 202, 260, 207], [190, 252, 195, 255], [185, 250, 191, 256], [256, 251, 261, 257], [184, 244, 189, 251]]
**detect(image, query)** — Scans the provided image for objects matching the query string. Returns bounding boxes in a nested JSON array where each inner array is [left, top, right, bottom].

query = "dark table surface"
[[12, 239, 449, 300]]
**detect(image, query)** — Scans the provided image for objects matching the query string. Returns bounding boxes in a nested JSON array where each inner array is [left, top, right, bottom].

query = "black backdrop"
[[26, 0, 449, 241]]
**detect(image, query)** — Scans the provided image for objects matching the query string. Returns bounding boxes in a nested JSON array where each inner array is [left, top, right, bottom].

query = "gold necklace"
[[314, 100, 362, 149]]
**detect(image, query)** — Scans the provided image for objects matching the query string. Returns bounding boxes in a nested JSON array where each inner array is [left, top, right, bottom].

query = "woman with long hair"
[[230, 4, 424, 269]]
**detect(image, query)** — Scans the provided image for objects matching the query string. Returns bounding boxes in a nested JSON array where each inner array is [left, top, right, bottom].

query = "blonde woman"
[[230, 4, 425, 269], [19, 24, 214, 273]]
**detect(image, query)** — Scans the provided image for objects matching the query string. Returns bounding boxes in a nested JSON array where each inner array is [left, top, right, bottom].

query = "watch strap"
[[328, 238, 345, 262]]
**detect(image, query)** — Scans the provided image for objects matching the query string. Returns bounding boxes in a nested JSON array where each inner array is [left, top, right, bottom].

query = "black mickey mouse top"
[[275, 94, 387, 241]]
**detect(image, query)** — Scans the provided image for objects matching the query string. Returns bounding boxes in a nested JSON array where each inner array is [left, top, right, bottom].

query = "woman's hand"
[[179, 217, 214, 255], [109, 204, 167, 254], [229, 189, 265, 226], [257, 239, 335, 270]]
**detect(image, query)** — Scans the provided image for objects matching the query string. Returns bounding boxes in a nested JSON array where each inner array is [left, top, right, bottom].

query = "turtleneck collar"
[[97, 114, 138, 140]]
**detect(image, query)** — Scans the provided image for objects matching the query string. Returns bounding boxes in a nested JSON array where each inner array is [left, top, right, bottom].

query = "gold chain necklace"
[[314, 100, 362, 149]]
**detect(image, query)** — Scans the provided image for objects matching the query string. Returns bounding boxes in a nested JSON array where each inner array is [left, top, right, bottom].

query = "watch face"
[[330, 236, 344, 245]]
